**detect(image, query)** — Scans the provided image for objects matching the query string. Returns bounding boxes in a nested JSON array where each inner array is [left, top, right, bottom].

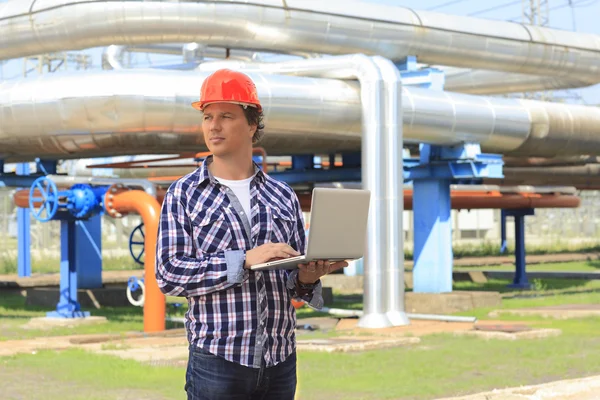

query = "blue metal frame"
[[16, 163, 31, 278], [407, 144, 504, 293], [504, 208, 535, 289], [47, 219, 91, 318], [75, 215, 103, 289]]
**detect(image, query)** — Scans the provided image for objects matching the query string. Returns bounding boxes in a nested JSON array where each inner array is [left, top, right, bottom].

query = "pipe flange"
[[104, 184, 130, 218]]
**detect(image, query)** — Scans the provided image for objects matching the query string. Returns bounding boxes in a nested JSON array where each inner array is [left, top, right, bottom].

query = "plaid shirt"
[[156, 157, 323, 369]]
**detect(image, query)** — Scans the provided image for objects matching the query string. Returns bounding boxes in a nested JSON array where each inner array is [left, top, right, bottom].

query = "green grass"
[[0, 253, 142, 275], [0, 349, 184, 400], [454, 260, 600, 273], [403, 241, 600, 260], [0, 293, 185, 341], [4, 261, 600, 399]]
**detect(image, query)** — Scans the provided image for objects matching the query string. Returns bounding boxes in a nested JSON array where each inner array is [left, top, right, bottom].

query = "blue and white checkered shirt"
[[156, 156, 323, 368]]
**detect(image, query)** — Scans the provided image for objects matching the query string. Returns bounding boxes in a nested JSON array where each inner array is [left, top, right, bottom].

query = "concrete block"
[[405, 291, 501, 314]]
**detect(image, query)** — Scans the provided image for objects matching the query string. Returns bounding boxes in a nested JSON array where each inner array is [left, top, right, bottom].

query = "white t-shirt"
[[215, 176, 253, 225]]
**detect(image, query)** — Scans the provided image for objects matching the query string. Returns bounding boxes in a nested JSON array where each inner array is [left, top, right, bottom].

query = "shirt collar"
[[195, 155, 266, 187]]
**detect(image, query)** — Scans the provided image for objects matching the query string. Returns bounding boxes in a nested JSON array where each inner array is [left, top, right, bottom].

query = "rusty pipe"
[[104, 186, 165, 332], [296, 190, 580, 212]]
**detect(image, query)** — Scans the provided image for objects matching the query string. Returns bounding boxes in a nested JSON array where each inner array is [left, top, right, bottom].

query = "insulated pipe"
[[2, 0, 600, 86], [6, 68, 600, 160], [372, 56, 408, 327], [103, 44, 318, 70], [104, 187, 165, 332], [442, 67, 593, 95]]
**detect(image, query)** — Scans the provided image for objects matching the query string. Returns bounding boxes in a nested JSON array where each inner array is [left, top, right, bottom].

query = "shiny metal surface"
[[0, 69, 360, 161], [372, 56, 409, 327], [443, 67, 594, 95], [103, 44, 315, 70], [2, 0, 600, 85], [5, 67, 600, 160]]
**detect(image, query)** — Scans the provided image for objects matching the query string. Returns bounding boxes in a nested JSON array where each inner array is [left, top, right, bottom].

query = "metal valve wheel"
[[29, 176, 62, 222], [129, 223, 145, 266]]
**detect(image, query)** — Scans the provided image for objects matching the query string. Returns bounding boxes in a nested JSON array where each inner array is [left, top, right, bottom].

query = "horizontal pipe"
[[442, 67, 593, 95], [1, 0, 600, 86], [4, 68, 600, 160], [13, 187, 580, 211]]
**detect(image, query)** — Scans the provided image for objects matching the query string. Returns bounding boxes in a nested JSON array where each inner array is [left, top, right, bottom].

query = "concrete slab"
[[489, 304, 600, 319], [405, 291, 501, 314], [454, 328, 562, 341], [436, 374, 600, 400], [335, 318, 476, 337], [23, 316, 108, 330], [297, 336, 420, 353]]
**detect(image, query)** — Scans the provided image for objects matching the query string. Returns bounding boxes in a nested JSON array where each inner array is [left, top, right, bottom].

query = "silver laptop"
[[250, 187, 371, 271]]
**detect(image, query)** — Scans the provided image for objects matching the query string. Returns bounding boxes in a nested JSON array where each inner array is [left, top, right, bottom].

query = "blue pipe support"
[[35, 158, 57, 175], [47, 219, 91, 318], [269, 167, 361, 185], [504, 208, 535, 289], [16, 163, 31, 278], [291, 155, 314, 170], [409, 144, 504, 293]]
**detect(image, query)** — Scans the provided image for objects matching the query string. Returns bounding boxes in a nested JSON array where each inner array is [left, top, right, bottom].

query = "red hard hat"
[[191, 69, 262, 112]]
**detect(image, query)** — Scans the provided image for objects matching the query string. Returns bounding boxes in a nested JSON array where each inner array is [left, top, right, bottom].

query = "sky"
[[1, 0, 600, 105]]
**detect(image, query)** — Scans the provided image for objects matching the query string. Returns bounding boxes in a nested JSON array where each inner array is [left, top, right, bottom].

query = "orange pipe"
[[105, 188, 165, 332]]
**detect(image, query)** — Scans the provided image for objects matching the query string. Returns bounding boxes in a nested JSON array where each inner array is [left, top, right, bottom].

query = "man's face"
[[202, 102, 256, 157]]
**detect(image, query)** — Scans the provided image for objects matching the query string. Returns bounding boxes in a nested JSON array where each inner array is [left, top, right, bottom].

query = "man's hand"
[[297, 260, 348, 284], [244, 243, 300, 269]]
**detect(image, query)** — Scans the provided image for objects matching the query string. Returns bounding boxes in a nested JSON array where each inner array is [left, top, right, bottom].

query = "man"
[[155, 69, 348, 400]]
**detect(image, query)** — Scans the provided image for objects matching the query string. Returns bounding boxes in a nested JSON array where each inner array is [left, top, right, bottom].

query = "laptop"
[[250, 187, 371, 271]]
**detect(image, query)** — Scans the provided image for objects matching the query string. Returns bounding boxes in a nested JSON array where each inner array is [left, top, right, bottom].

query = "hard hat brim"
[[191, 100, 261, 112]]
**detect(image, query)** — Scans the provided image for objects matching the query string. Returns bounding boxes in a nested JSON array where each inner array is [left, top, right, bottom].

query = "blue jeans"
[[185, 346, 297, 400]]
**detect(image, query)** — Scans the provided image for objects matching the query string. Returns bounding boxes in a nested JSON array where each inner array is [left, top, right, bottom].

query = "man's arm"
[[155, 191, 248, 298], [285, 193, 324, 310]]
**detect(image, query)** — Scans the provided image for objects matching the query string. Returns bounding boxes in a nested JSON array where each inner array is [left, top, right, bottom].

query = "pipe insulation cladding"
[[1, 0, 600, 85], [1, 69, 600, 161]]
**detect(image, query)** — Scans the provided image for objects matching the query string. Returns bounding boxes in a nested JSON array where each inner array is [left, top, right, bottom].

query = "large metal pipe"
[[103, 44, 316, 70], [2, 0, 600, 86], [442, 67, 594, 95], [372, 56, 408, 327], [486, 164, 600, 188], [105, 187, 164, 332], [5, 68, 600, 161]]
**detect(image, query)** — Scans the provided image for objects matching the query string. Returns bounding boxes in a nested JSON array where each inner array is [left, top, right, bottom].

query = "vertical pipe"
[[109, 189, 165, 332], [357, 59, 392, 329], [372, 56, 408, 326]]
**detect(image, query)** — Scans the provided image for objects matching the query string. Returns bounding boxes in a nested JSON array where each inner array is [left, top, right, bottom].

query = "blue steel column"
[[16, 163, 31, 277], [507, 208, 534, 289], [75, 215, 103, 289], [47, 220, 89, 318], [412, 178, 453, 293]]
